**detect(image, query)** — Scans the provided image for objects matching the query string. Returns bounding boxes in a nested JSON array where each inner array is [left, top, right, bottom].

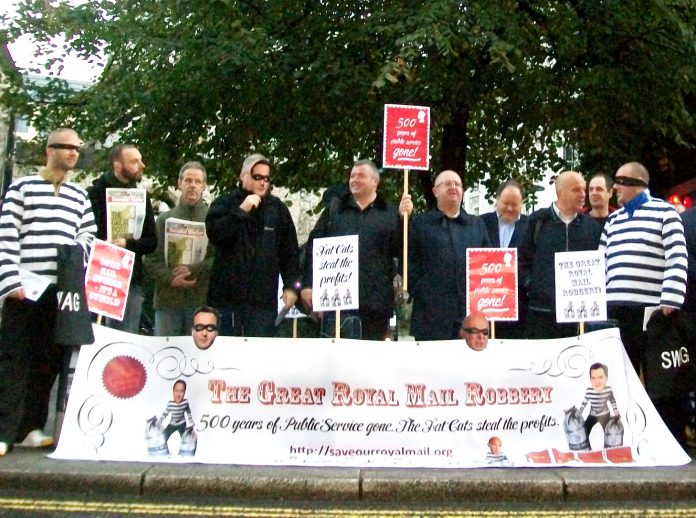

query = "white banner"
[[51, 326, 689, 468]]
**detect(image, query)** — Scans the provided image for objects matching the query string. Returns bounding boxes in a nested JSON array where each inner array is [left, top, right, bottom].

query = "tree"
[[1, 0, 695, 201]]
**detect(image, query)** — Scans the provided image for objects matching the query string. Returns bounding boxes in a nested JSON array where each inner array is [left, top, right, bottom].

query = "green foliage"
[[2, 0, 695, 201]]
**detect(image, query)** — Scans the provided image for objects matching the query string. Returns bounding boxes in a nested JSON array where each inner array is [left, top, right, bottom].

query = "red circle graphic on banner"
[[102, 355, 147, 399]]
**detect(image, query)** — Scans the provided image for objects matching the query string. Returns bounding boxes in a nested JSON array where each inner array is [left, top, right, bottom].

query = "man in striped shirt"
[[0, 128, 96, 456], [599, 162, 688, 377]]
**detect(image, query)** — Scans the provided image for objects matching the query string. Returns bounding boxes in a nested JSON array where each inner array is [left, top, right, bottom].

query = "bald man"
[[459, 313, 490, 351], [519, 171, 602, 339], [409, 170, 491, 341], [0, 128, 96, 455]]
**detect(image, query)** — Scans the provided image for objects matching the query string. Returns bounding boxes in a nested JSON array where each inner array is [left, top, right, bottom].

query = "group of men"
[[0, 126, 693, 455]]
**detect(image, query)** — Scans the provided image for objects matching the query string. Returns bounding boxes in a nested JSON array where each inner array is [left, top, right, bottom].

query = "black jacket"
[[481, 211, 529, 248], [681, 208, 696, 313], [206, 187, 300, 308], [87, 172, 157, 286], [409, 209, 491, 341], [304, 192, 401, 316], [519, 205, 601, 312]]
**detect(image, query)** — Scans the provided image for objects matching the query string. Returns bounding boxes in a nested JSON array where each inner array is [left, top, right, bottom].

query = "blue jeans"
[[106, 284, 144, 334], [155, 306, 198, 336]]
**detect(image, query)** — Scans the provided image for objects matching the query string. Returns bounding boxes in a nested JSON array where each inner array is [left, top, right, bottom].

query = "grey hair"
[[353, 159, 380, 179], [178, 161, 207, 183]]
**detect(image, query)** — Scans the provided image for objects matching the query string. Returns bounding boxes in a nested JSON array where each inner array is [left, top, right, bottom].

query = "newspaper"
[[106, 188, 147, 241], [164, 218, 208, 267]]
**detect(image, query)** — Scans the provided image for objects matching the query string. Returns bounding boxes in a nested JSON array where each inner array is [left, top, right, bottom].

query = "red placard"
[[466, 248, 518, 320], [85, 239, 135, 320], [382, 104, 430, 170]]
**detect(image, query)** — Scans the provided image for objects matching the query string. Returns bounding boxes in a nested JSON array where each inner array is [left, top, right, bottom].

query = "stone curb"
[[0, 449, 695, 504]]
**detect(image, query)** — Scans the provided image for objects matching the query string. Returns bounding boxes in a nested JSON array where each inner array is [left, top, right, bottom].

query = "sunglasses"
[[193, 324, 218, 332], [613, 176, 648, 187], [462, 327, 489, 336], [48, 143, 82, 151], [251, 173, 271, 183]]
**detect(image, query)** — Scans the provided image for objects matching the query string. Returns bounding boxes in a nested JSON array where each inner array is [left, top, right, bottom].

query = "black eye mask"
[[613, 176, 648, 187]]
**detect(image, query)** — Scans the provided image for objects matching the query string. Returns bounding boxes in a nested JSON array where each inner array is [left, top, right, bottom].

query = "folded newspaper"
[[165, 218, 208, 267], [106, 188, 147, 242]]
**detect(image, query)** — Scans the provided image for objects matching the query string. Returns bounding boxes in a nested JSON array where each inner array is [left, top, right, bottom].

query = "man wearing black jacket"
[[519, 171, 602, 339], [481, 179, 529, 339], [88, 144, 157, 334], [205, 154, 301, 337], [301, 159, 413, 340]]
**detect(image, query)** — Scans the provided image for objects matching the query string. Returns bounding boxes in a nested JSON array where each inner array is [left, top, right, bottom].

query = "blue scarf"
[[623, 191, 648, 218]]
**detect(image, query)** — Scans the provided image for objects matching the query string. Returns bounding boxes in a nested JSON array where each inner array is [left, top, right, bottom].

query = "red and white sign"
[[85, 239, 135, 320], [466, 248, 518, 320], [383, 104, 430, 170]]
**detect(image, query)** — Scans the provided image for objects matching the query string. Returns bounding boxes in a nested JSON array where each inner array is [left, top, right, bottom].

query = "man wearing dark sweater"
[[88, 144, 157, 334]]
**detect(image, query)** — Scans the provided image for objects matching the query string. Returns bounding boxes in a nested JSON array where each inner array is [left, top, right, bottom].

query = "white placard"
[[555, 250, 607, 323], [311, 235, 359, 311]]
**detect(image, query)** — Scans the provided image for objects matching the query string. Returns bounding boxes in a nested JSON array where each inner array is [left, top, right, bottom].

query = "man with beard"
[[144, 161, 213, 336], [0, 128, 96, 455], [206, 154, 300, 337], [88, 144, 157, 334]]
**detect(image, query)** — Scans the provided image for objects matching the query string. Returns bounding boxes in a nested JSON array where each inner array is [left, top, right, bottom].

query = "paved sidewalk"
[[0, 448, 695, 505]]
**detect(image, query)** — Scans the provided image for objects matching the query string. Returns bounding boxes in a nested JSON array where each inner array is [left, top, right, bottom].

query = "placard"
[[383, 104, 430, 170], [466, 248, 518, 320], [555, 250, 607, 323], [311, 235, 359, 311], [85, 239, 135, 320]]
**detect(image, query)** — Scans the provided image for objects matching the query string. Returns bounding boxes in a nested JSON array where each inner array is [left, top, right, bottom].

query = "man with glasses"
[[88, 144, 157, 334], [191, 306, 220, 350], [301, 159, 413, 340], [459, 313, 490, 351], [206, 153, 300, 337], [144, 161, 213, 336], [600, 162, 687, 375], [409, 170, 490, 341], [0, 128, 96, 455]]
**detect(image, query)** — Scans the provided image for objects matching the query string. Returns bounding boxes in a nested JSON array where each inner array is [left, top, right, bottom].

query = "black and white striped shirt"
[[599, 197, 687, 308], [161, 399, 192, 426], [579, 387, 618, 417], [0, 170, 96, 298]]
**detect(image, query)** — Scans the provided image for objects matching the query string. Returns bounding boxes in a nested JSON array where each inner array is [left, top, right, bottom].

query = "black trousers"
[[607, 304, 647, 377], [0, 286, 62, 444], [218, 304, 277, 337]]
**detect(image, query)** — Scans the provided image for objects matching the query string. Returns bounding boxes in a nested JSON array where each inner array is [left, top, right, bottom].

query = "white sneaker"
[[19, 429, 54, 448], [0, 442, 7, 456]]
